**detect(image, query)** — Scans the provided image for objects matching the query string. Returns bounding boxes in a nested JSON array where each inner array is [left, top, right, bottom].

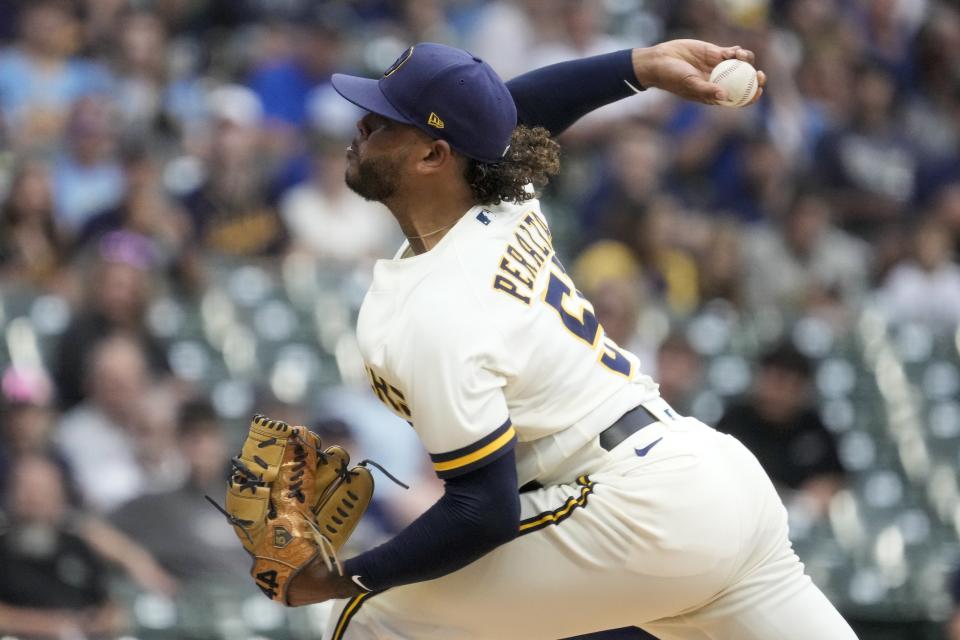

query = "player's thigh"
[[646, 580, 857, 640], [326, 507, 693, 637], [645, 542, 858, 640], [325, 467, 752, 640]]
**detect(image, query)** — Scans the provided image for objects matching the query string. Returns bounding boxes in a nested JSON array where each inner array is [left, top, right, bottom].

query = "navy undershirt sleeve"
[[343, 449, 520, 591], [506, 49, 642, 137]]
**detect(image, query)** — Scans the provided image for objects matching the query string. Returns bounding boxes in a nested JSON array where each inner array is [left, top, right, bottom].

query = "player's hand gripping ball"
[[709, 59, 759, 108]]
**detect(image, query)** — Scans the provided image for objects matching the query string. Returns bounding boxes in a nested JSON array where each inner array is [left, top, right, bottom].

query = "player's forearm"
[[507, 49, 641, 136], [343, 450, 520, 592], [0, 603, 85, 636]]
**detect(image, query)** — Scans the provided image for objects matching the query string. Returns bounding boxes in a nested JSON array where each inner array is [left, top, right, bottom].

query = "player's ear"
[[415, 138, 453, 175]]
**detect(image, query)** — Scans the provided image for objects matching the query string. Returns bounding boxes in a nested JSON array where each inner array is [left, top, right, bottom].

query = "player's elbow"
[[474, 489, 520, 547], [444, 450, 522, 548]]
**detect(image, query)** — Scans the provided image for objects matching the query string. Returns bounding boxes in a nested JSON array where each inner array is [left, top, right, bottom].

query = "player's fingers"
[[746, 76, 765, 106], [685, 74, 727, 104], [745, 70, 767, 105], [719, 45, 755, 65]]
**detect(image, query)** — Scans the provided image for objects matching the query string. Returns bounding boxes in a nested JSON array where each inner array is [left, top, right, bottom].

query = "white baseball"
[[709, 59, 758, 108]]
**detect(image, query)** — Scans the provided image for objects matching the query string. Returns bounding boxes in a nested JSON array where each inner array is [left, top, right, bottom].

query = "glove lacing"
[[206, 433, 410, 573]]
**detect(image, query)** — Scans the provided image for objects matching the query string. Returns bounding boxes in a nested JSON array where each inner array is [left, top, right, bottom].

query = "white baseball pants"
[[324, 416, 858, 640]]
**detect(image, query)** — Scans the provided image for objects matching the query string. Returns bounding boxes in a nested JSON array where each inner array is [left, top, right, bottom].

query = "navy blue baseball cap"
[[331, 43, 517, 163]]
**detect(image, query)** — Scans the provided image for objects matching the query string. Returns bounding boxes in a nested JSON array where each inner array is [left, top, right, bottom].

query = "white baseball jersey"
[[356, 197, 660, 485], [339, 199, 858, 640]]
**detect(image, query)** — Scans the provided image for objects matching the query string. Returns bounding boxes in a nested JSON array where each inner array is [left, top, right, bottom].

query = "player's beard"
[[345, 153, 401, 203]]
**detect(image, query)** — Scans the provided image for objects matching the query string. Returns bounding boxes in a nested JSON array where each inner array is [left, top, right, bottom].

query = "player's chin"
[[344, 160, 359, 183]]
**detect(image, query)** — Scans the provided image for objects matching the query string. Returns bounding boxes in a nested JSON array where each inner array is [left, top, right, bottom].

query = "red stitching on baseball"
[[713, 60, 741, 83], [736, 76, 756, 106]]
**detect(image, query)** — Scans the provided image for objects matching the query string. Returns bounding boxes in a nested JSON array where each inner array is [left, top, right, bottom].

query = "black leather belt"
[[519, 404, 659, 493]]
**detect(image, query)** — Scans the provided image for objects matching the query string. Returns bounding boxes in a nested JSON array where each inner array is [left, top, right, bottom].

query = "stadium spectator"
[[931, 182, 960, 258], [714, 131, 793, 223], [178, 85, 287, 256], [0, 367, 74, 504], [76, 144, 193, 276], [464, 0, 544, 81], [106, 8, 207, 140], [665, 96, 762, 220], [131, 387, 189, 494], [0, 0, 19, 42], [51, 96, 126, 236], [696, 221, 743, 307], [577, 122, 668, 249], [281, 135, 399, 267], [814, 61, 918, 236], [400, 0, 459, 47], [110, 399, 250, 582], [54, 334, 155, 512], [527, 0, 638, 130], [654, 333, 703, 417], [0, 161, 68, 290], [742, 189, 870, 320], [716, 342, 846, 517], [633, 200, 700, 316], [949, 564, 960, 640], [903, 4, 960, 164], [0, 0, 112, 152], [54, 232, 170, 409], [246, 15, 345, 132], [0, 368, 179, 598], [876, 216, 960, 332], [0, 453, 126, 639]]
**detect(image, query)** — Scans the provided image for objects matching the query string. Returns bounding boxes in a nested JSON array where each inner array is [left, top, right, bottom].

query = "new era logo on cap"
[[427, 112, 445, 129]]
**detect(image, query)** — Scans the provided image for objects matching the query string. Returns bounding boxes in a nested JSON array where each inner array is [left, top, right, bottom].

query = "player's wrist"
[[630, 46, 658, 91], [286, 557, 362, 606]]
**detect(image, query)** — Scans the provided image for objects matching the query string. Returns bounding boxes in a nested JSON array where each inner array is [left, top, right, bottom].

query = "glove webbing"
[[205, 447, 409, 571]]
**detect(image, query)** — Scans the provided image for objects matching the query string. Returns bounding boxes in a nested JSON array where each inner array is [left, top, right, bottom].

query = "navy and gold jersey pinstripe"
[[356, 198, 659, 482]]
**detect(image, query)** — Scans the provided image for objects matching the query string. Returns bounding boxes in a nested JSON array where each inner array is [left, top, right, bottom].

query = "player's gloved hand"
[[631, 39, 766, 105], [286, 554, 364, 607], [206, 415, 376, 605]]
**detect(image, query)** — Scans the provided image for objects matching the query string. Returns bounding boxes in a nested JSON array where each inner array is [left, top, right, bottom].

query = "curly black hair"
[[464, 125, 560, 205]]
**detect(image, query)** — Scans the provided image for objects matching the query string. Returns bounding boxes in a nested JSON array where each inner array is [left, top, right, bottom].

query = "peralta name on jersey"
[[492, 210, 554, 305]]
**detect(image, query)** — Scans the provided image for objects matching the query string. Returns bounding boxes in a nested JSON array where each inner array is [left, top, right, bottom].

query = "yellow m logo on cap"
[[427, 112, 445, 129]]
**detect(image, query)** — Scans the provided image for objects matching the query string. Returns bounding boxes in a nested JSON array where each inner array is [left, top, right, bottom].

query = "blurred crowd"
[[1, 0, 960, 638]]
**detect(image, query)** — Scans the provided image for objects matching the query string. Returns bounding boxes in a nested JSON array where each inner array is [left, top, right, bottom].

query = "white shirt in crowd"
[[876, 261, 960, 333]]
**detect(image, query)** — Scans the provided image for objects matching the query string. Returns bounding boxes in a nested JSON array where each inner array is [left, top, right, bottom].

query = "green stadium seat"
[[816, 357, 858, 400], [706, 354, 751, 396]]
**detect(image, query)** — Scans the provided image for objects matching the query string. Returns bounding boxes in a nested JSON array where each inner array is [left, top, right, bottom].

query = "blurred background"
[[0, 0, 959, 638]]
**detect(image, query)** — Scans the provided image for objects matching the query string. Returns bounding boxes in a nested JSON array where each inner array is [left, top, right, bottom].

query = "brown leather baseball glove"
[[207, 415, 375, 604]]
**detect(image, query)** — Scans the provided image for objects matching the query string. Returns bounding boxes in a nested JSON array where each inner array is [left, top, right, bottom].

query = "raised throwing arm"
[[507, 39, 766, 137]]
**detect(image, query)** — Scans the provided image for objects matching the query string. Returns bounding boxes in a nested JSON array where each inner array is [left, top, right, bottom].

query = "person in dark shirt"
[[717, 342, 845, 517], [948, 564, 960, 640], [53, 232, 170, 410], [0, 367, 78, 505], [110, 399, 251, 583], [0, 161, 68, 290], [0, 453, 124, 638], [179, 85, 287, 257]]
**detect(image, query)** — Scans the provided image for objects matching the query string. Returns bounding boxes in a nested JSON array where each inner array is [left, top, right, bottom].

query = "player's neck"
[[387, 187, 477, 255]]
